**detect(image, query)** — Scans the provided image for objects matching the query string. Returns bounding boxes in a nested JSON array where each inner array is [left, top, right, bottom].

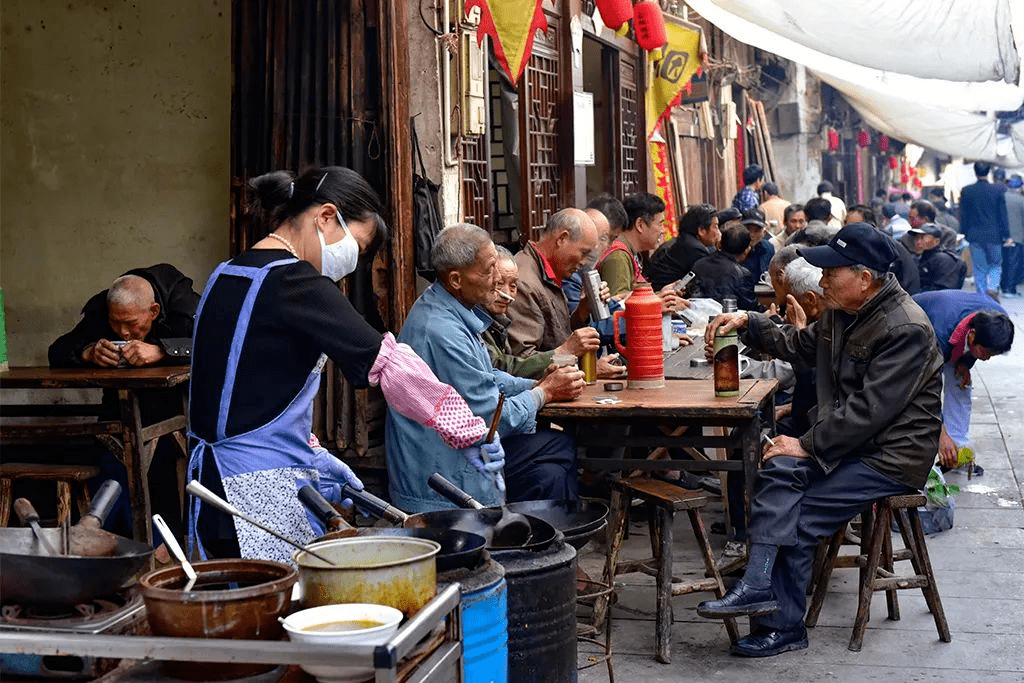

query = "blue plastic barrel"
[[440, 556, 507, 683]]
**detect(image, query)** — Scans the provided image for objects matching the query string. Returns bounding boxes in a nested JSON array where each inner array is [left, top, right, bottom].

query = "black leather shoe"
[[696, 580, 779, 618], [730, 624, 808, 657]]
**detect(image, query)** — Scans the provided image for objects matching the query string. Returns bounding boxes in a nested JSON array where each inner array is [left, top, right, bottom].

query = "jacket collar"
[[426, 281, 492, 335]]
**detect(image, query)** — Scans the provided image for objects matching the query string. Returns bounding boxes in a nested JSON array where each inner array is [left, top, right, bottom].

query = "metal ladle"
[[153, 513, 198, 591]]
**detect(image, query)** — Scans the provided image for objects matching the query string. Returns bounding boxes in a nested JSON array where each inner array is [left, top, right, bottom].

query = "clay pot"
[[139, 559, 297, 680]]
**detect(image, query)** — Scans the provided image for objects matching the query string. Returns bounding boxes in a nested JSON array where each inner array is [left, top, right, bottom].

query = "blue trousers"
[[502, 430, 578, 502], [970, 242, 1003, 295], [748, 456, 910, 631]]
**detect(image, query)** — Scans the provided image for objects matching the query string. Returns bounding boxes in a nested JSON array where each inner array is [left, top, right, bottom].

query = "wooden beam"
[[377, 0, 414, 325]]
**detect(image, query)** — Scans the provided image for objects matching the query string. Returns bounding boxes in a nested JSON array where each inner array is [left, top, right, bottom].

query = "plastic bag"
[[895, 466, 957, 535]]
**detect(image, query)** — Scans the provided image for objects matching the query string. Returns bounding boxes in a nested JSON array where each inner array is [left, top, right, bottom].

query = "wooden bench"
[[805, 494, 952, 651], [0, 463, 101, 526], [594, 477, 739, 663]]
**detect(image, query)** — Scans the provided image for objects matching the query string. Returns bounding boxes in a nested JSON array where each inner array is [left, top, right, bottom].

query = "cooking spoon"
[[13, 498, 60, 556], [186, 480, 338, 566], [428, 473, 532, 547], [153, 513, 198, 591], [480, 395, 532, 546]]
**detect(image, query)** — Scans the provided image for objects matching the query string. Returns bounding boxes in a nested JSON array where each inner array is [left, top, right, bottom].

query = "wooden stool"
[[594, 477, 739, 663], [805, 494, 951, 651], [0, 463, 101, 527]]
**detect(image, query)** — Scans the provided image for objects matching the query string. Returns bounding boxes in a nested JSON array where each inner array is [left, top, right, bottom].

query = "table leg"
[[594, 487, 628, 631], [739, 417, 761, 531], [118, 389, 153, 545]]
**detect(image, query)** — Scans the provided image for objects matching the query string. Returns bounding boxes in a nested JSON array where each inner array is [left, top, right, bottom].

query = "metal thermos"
[[612, 283, 665, 389], [581, 268, 610, 320], [713, 298, 740, 397]]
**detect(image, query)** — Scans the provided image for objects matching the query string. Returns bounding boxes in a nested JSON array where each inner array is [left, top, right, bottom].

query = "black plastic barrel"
[[492, 538, 577, 683]]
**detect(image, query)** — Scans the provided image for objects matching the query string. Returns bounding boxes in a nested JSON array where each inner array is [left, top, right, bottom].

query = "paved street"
[[579, 294, 1024, 682]]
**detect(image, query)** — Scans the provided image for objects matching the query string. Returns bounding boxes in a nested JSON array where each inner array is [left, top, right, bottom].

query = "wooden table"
[[1, 366, 190, 544], [537, 377, 777, 515]]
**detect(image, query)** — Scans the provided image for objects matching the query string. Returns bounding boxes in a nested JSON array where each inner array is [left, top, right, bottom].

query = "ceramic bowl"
[[281, 603, 403, 682]]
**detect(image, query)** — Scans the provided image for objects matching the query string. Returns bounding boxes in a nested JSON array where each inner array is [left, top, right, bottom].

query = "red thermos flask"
[[612, 283, 665, 389]]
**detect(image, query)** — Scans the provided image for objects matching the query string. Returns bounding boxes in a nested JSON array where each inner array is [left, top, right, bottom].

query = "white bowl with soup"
[[281, 603, 403, 682]]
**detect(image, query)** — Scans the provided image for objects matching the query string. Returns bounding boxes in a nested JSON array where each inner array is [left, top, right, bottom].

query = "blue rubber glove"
[[312, 448, 364, 505], [461, 435, 506, 493]]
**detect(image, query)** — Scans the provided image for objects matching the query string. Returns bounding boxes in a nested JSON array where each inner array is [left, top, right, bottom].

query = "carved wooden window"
[[519, 13, 563, 243], [618, 52, 642, 196]]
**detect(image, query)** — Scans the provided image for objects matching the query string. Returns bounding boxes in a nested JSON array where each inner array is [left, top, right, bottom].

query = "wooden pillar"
[[377, 0, 415, 325]]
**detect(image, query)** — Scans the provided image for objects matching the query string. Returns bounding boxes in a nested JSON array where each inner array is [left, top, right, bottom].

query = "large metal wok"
[[298, 485, 487, 572], [0, 482, 154, 606], [505, 499, 609, 549], [341, 485, 558, 552]]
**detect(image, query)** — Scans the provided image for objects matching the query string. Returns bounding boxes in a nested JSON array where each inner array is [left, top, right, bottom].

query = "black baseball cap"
[[741, 208, 767, 228], [798, 222, 898, 272], [717, 207, 742, 223], [907, 223, 943, 238]]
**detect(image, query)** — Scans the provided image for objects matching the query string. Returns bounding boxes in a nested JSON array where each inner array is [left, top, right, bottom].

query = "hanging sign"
[[644, 16, 704, 138], [466, 0, 547, 85]]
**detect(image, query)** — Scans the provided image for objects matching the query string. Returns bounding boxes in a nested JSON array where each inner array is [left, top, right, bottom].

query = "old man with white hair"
[[386, 224, 586, 512]]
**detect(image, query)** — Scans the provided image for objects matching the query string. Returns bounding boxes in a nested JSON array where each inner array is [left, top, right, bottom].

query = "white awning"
[[684, 0, 1024, 165]]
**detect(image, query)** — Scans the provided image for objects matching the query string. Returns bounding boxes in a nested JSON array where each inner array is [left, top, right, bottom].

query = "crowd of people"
[[46, 160, 1017, 657]]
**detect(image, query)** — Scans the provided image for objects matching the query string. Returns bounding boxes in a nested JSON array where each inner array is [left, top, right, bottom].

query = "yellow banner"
[[466, 0, 547, 85], [645, 17, 703, 138]]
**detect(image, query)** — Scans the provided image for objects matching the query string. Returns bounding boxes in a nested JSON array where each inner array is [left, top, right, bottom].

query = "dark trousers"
[[748, 456, 910, 631], [1000, 243, 1024, 293], [502, 430, 578, 503]]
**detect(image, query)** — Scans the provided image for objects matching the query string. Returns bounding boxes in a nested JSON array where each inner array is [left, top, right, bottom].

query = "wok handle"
[[13, 498, 41, 526], [428, 473, 484, 510], [340, 485, 408, 525], [298, 485, 355, 534], [79, 480, 122, 530]]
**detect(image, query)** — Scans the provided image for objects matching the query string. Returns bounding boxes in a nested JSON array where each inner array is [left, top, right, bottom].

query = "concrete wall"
[[769, 62, 826, 205], [1, 0, 230, 366]]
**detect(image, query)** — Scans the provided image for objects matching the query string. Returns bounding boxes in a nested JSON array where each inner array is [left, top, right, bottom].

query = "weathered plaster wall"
[[770, 62, 826, 204], [1, 0, 230, 365]]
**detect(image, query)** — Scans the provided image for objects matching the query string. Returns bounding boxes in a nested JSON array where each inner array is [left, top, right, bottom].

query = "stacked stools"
[[806, 494, 952, 651], [595, 477, 739, 663], [0, 463, 100, 526]]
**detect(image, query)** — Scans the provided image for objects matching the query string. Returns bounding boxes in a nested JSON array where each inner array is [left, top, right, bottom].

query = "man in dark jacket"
[[959, 161, 1010, 299], [696, 223, 942, 657], [48, 263, 200, 537], [49, 263, 198, 369], [646, 203, 719, 291], [909, 223, 966, 292], [689, 224, 762, 312]]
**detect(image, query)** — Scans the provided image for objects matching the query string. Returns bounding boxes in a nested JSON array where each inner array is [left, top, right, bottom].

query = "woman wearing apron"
[[188, 166, 501, 563]]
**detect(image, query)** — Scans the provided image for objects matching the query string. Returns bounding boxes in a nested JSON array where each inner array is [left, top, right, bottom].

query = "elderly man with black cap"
[[695, 223, 943, 657], [909, 222, 966, 292]]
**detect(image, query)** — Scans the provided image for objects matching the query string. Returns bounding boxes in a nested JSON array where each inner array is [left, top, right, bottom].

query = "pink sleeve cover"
[[368, 333, 486, 449]]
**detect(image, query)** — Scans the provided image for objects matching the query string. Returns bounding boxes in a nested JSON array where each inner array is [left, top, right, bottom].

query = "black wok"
[[505, 500, 609, 549], [0, 482, 154, 606], [341, 485, 558, 552], [298, 485, 487, 572]]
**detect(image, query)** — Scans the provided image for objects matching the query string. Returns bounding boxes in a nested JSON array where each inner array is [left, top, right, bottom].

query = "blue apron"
[[187, 258, 327, 564]]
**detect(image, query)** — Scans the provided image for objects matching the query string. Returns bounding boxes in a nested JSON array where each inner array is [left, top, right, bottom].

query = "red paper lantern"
[[878, 135, 890, 153], [596, 0, 633, 30], [634, 2, 668, 51], [913, 177, 923, 190], [857, 130, 870, 148], [827, 129, 840, 152], [901, 173, 909, 184], [888, 156, 898, 170]]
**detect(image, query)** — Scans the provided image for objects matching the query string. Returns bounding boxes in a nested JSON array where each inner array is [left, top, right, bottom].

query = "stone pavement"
[[578, 294, 1024, 682]]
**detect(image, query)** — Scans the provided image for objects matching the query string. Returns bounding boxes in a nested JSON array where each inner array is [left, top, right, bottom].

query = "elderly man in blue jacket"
[[386, 224, 585, 512], [913, 290, 1014, 475]]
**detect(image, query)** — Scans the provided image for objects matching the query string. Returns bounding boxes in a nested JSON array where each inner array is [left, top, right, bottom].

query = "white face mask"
[[318, 213, 359, 281]]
